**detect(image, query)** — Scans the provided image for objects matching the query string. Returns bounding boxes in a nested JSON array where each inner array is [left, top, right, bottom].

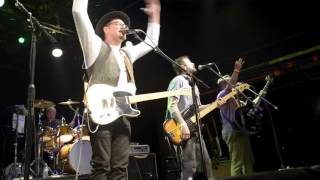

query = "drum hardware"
[[58, 99, 80, 106], [42, 126, 55, 143], [30, 107, 53, 177], [34, 99, 55, 109], [56, 104, 92, 175], [73, 124, 90, 142], [39, 100, 92, 175], [56, 117, 73, 144], [4, 106, 26, 179], [59, 99, 83, 139], [71, 108, 91, 142], [63, 101, 89, 142]]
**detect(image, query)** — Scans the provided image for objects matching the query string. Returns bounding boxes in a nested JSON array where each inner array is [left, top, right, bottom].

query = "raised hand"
[[141, 0, 161, 23], [234, 58, 245, 72]]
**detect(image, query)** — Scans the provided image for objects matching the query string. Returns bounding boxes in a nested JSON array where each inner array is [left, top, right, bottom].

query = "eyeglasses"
[[107, 21, 128, 29]]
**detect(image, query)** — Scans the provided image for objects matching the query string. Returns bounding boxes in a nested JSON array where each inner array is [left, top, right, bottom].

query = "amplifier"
[[128, 153, 158, 180], [129, 144, 150, 155]]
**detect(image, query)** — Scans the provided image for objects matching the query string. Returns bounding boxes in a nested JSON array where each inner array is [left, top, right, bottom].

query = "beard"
[[188, 66, 197, 74]]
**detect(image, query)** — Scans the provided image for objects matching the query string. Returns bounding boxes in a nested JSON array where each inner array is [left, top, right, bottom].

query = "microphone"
[[197, 62, 214, 71], [121, 28, 143, 35]]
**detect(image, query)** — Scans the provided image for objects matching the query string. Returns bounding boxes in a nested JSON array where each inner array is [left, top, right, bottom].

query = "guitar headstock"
[[233, 83, 250, 93]]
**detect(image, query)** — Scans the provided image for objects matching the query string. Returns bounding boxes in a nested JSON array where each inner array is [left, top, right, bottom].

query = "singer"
[[72, 0, 160, 179], [216, 58, 255, 176]]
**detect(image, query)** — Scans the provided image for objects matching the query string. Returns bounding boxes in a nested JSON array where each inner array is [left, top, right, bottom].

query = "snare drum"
[[43, 136, 59, 153], [57, 124, 73, 144], [59, 140, 92, 174], [41, 126, 55, 143]]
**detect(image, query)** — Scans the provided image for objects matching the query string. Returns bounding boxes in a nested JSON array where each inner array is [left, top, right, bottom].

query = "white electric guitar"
[[86, 84, 192, 125]]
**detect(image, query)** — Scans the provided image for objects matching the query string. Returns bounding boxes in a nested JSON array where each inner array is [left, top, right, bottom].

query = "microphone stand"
[[189, 77, 208, 180], [130, 31, 210, 89], [246, 88, 278, 110], [14, 1, 58, 179], [130, 30, 210, 179]]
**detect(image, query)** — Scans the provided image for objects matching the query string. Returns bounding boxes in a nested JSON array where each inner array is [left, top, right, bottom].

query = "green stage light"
[[17, 37, 25, 44]]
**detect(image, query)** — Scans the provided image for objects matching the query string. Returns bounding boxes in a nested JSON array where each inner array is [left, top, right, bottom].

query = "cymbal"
[[58, 99, 80, 105], [34, 99, 55, 109]]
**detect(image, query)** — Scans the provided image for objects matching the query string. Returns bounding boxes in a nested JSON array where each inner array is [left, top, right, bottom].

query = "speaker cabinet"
[[128, 153, 158, 180]]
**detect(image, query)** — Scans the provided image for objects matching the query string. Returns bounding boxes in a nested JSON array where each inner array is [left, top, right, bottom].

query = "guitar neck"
[[188, 84, 248, 123], [189, 100, 220, 123], [128, 90, 189, 104]]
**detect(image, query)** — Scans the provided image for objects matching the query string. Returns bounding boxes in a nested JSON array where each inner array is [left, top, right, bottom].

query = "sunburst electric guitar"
[[163, 83, 250, 145], [86, 84, 192, 125]]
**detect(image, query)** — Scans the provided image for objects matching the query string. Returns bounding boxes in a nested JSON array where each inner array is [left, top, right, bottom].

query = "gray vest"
[[87, 42, 134, 87]]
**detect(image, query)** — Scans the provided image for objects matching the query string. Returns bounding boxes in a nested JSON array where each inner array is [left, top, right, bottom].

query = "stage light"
[[51, 47, 63, 58], [0, 0, 5, 8], [17, 36, 26, 44]]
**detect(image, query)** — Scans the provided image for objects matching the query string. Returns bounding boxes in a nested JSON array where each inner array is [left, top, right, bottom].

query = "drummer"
[[44, 106, 61, 129]]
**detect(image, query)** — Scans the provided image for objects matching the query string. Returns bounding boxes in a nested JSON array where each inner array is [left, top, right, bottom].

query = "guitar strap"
[[121, 50, 139, 111], [122, 51, 135, 84]]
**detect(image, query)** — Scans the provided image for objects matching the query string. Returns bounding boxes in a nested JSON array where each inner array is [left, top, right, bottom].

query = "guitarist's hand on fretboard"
[[216, 98, 227, 108]]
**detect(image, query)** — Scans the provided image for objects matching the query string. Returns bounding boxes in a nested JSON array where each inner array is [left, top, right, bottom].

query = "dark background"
[[1, 0, 320, 179]]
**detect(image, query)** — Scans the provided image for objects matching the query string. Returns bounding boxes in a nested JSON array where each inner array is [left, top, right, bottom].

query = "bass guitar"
[[163, 83, 250, 145], [87, 84, 192, 125]]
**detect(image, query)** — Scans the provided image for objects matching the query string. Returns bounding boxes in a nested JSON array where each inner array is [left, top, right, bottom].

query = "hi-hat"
[[58, 99, 80, 105], [34, 99, 55, 109]]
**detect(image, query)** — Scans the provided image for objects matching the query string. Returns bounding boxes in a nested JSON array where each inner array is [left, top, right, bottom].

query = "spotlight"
[[51, 47, 63, 58], [0, 0, 5, 8], [17, 36, 26, 44]]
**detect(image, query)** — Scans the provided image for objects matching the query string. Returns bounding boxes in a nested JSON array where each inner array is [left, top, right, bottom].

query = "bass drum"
[[59, 140, 92, 175]]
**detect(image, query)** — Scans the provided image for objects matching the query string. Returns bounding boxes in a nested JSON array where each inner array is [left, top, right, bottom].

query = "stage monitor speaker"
[[128, 153, 158, 180], [222, 165, 320, 180]]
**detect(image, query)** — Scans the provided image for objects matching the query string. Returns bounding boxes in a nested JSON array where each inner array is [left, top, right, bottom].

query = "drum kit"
[[33, 99, 92, 176]]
